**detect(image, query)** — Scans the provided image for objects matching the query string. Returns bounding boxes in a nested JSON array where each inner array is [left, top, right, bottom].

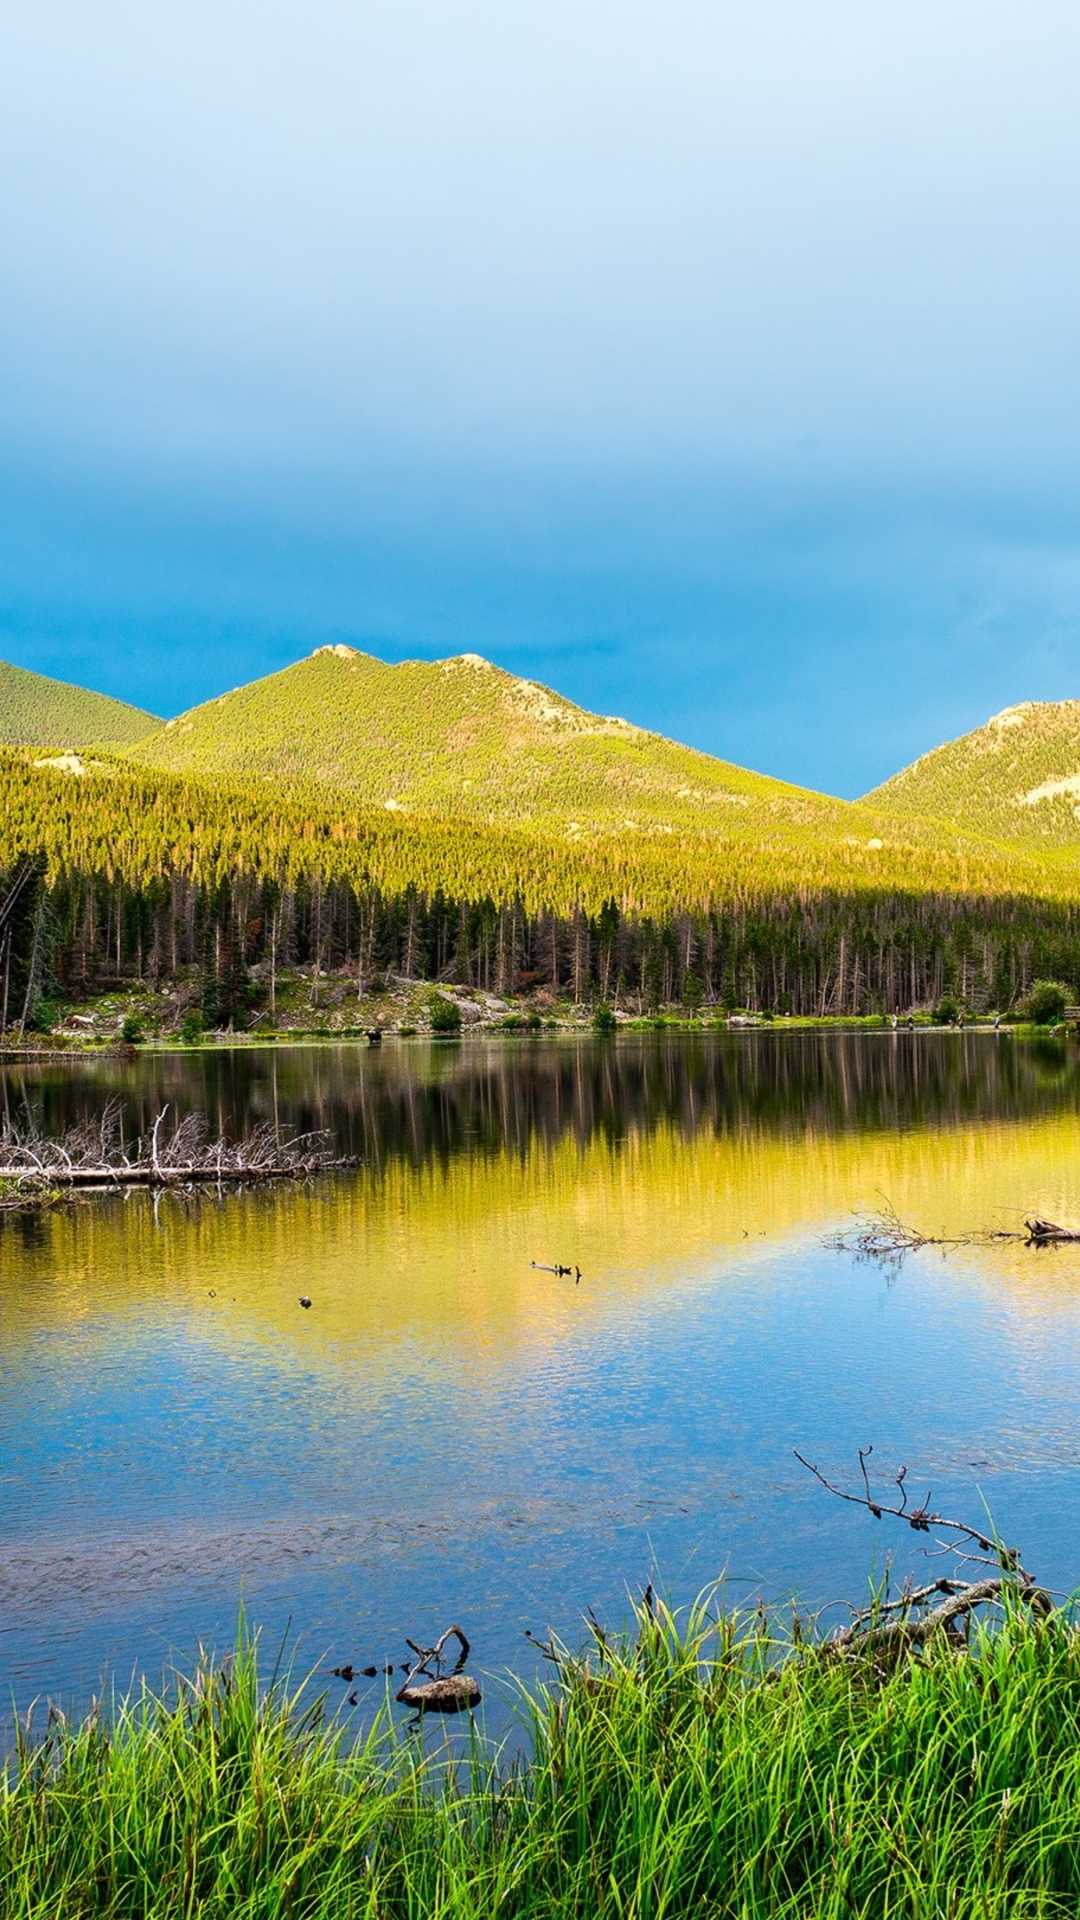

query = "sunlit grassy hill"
[[7, 655, 1080, 1016], [85, 647, 1080, 904], [866, 701, 1080, 848], [127, 645, 862, 838], [0, 658, 160, 749]]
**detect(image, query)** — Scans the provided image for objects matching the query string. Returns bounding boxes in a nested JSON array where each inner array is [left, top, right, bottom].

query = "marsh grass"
[[6, 1593, 1080, 1917]]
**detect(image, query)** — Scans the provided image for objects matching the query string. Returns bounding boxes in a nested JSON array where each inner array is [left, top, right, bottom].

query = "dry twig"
[[794, 1445, 1052, 1653], [825, 1201, 1076, 1263]]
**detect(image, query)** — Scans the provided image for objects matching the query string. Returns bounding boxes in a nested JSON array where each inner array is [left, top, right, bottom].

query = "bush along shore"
[[5, 1446, 1080, 1920]]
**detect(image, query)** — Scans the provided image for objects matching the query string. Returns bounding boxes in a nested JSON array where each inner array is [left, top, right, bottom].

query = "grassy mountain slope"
[[128, 646, 860, 837], [866, 701, 1080, 847], [120, 647, 1080, 902], [0, 658, 160, 748]]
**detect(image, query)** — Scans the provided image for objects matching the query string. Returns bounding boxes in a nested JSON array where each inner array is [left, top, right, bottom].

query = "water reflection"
[[3, 1033, 1080, 1722], [1, 1030, 1076, 1172]]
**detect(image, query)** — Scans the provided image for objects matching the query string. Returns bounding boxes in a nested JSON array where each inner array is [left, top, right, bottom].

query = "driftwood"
[[1025, 1217, 1080, 1244], [795, 1445, 1052, 1656], [827, 1203, 1080, 1264], [0, 1102, 354, 1199], [395, 1625, 481, 1713]]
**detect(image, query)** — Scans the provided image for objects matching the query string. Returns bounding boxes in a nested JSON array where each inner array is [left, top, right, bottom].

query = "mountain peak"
[[126, 646, 812, 831], [865, 698, 1080, 845]]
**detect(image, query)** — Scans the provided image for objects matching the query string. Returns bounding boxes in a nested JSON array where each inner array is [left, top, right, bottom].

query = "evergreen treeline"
[[10, 866, 1080, 1024], [2, 750, 1080, 1022]]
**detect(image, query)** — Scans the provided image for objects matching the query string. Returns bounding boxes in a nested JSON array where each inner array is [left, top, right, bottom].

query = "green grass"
[[0, 659, 160, 749], [7, 1592, 1080, 1917]]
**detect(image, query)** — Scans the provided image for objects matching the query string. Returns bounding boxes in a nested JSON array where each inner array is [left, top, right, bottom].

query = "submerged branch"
[[826, 1201, 1079, 1262], [794, 1445, 1053, 1656]]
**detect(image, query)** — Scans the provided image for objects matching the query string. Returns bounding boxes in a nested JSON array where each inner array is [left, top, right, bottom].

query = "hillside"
[[2, 749, 1065, 915], [6, 748, 1080, 1022], [127, 645, 861, 838], [0, 658, 160, 748], [120, 647, 1080, 902], [4, 650, 1078, 1019], [866, 701, 1080, 847]]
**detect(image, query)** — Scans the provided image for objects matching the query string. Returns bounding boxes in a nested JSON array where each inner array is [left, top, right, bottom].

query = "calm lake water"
[[5, 1031, 1080, 1721]]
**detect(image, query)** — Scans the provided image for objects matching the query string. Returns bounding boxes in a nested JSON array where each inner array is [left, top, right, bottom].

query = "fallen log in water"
[[396, 1625, 482, 1714], [793, 1446, 1054, 1661], [0, 1101, 354, 1201]]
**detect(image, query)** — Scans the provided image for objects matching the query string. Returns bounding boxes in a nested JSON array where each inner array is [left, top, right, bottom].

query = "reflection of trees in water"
[[0, 1034, 1076, 1175]]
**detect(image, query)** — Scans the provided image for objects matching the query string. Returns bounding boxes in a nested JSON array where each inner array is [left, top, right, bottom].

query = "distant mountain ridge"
[[0, 659, 160, 748], [864, 701, 1080, 847], [126, 644, 857, 838], [11, 647, 1080, 880]]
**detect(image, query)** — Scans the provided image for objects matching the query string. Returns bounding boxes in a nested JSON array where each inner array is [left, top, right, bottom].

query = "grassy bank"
[[6, 1595, 1080, 1918]]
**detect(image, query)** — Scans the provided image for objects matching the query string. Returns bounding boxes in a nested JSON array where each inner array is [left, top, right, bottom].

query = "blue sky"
[[3, 1, 1080, 796]]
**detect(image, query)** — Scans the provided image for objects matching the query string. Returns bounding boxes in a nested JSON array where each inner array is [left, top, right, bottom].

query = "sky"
[[3, 1, 1080, 797]]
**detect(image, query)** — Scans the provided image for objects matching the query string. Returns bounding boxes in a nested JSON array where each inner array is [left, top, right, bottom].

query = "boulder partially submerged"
[[395, 1624, 480, 1715]]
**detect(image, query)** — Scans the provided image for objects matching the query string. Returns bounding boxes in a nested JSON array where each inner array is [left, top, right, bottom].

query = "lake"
[[4, 1030, 1080, 1722]]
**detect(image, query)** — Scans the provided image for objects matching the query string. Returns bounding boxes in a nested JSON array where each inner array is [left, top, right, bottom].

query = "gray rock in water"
[[396, 1673, 481, 1713]]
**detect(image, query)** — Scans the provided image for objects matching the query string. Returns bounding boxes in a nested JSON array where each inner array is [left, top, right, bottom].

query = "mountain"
[[0, 658, 160, 749], [128, 644, 869, 839], [123, 648, 1080, 899], [865, 702, 1080, 847]]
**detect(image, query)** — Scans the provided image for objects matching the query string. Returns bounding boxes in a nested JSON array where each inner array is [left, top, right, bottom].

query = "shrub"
[[933, 994, 960, 1025], [681, 970, 704, 1013], [428, 995, 462, 1036], [525, 1009, 543, 1032], [1022, 979, 1069, 1025], [119, 1013, 144, 1045], [593, 1003, 617, 1034], [179, 1008, 203, 1045]]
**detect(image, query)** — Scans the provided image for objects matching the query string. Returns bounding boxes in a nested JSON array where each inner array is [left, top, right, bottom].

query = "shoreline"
[[5, 1591, 1080, 1915], [0, 1016, 1066, 1061]]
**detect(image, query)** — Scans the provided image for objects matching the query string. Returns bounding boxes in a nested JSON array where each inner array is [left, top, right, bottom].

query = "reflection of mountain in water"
[[1, 1032, 1077, 1176]]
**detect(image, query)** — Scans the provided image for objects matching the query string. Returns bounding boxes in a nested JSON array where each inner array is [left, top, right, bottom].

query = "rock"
[[396, 1673, 482, 1713]]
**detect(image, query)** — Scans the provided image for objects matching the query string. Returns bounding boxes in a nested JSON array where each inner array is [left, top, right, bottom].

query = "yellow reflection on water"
[[6, 1105, 1080, 1365]]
